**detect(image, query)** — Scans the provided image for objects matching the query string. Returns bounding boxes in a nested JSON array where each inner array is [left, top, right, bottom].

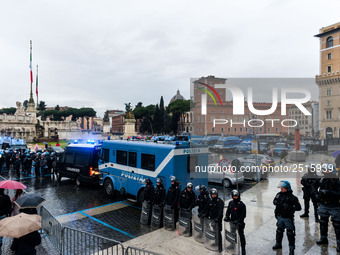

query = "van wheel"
[[104, 179, 115, 198], [75, 176, 82, 187], [223, 179, 231, 188]]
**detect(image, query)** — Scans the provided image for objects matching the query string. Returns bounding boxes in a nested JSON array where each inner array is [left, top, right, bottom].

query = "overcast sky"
[[0, 0, 339, 116]]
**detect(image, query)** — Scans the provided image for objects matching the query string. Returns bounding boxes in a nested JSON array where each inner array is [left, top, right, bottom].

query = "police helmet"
[[45, 152, 50, 156], [231, 189, 240, 198], [277, 180, 291, 191], [210, 188, 218, 196], [144, 178, 152, 184], [156, 178, 162, 184], [186, 182, 193, 189], [195, 184, 207, 193], [51, 152, 56, 156], [26, 153, 30, 157], [170, 176, 177, 182]]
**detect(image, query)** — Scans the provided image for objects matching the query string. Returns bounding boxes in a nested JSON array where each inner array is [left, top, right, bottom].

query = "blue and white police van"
[[99, 140, 209, 202]]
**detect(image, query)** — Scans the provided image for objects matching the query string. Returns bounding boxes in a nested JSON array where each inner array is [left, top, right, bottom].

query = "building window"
[[327, 100, 331, 106], [221, 128, 224, 132], [268, 128, 270, 131], [228, 128, 231, 132], [212, 127, 215, 132], [328, 66, 332, 73], [240, 128, 243, 132], [327, 89, 332, 96], [234, 128, 237, 132], [326, 110, 332, 120], [326, 36, 333, 48], [245, 128, 248, 132], [328, 53, 332, 60]]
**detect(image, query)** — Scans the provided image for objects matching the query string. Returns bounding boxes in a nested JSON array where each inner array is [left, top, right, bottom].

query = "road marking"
[[79, 211, 136, 238]]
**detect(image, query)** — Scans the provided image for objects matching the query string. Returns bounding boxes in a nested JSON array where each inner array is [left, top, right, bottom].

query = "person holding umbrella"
[[0, 213, 42, 254], [0, 188, 12, 249], [11, 189, 24, 216]]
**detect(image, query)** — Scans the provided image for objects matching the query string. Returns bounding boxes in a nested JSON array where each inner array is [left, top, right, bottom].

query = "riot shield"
[[204, 218, 220, 251], [224, 221, 240, 255], [140, 201, 151, 225], [178, 208, 192, 237], [192, 207, 204, 243], [151, 204, 162, 229], [164, 204, 175, 231]]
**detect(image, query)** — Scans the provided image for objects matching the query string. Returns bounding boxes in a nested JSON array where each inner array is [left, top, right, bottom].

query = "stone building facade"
[[315, 22, 340, 139]]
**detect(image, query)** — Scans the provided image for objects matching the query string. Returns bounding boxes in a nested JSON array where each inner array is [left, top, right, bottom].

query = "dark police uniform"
[[313, 173, 340, 252], [196, 190, 209, 217], [273, 190, 301, 253], [225, 197, 246, 255], [205, 195, 224, 252], [300, 170, 319, 221], [153, 183, 166, 205], [165, 182, 180, 221], [179, 189, 196, 210]]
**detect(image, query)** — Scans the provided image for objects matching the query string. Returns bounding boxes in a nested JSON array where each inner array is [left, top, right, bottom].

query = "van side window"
[[65, 153, 74, 164], [129, 152, 137, 167], [117, 150, 127, 165], [141, 154, 155, 171], [75, 152, 90, 165], [187, 155, 198, 173], [100, 148, 110, 163]]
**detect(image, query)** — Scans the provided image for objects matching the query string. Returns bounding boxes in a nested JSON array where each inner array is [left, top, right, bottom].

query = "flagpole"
[[36, 65, 39, 108], [29, 40, 34, 104]]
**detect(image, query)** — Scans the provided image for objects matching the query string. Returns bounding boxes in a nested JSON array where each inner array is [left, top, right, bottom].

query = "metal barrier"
[[125, 246, 162, 255], [39, 205, 161, 255], [39, 206, 64, 252], [61, 226, 125, 255]]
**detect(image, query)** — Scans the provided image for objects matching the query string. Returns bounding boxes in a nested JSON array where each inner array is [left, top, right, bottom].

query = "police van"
[[99, 140, 209, 202], [56, 143, 101, 186]]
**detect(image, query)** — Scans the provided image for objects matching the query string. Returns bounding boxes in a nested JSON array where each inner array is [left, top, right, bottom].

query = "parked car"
[[237, 154, 275, 166], [234, 142, 251, 154], [273, 143, 290, 156], [208, 163, 244, 188], [240, 161, 268, 180], [47, 146, 65, 157], [259, 142, 270, 154]]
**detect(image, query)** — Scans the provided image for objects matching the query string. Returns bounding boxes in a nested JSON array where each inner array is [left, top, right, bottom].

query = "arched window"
[[326, 36, 333, 48]]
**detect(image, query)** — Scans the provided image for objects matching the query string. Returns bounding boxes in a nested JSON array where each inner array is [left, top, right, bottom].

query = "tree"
[[0, 107, 16, 115], [38, 101, 47, 111], [55, 105, 60, 111], [159, 96, 165, 133], [103, 110, 110, 122], [23, 100, 28, 110], [168, 100, 191, 134]]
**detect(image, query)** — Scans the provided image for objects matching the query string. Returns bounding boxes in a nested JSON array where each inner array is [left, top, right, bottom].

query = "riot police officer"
[[179, 182, 196, 210], [142, 178, 154, 203], [272, 180, 301, 255], [140, 178, 154, 225], [205, 188, 224, 253], [34, 153, 41, 178], [13, 154, 21, 177], [153, 178, 166, 206], [300, 166, 319, 221], [23, 153, 32, 175], [313, 164, 340, 252], [165, 176, 180, 222], [195, 185, 209, 217], [224, 190, 246, 255]]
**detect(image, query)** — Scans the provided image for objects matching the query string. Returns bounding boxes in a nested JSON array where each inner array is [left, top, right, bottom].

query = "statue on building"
[[14, 101, 26, 116], [124, 103, 134, 119]]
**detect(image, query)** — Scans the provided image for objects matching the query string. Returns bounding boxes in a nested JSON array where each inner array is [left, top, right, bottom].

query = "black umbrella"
[[14, 194, 46, 209]]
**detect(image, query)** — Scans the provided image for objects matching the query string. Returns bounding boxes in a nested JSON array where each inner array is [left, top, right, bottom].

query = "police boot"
[[332, 221, 340, 252], [317, 217, 329, 245], [272, 228, 284, 250], [287, 229, 295, 254]]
